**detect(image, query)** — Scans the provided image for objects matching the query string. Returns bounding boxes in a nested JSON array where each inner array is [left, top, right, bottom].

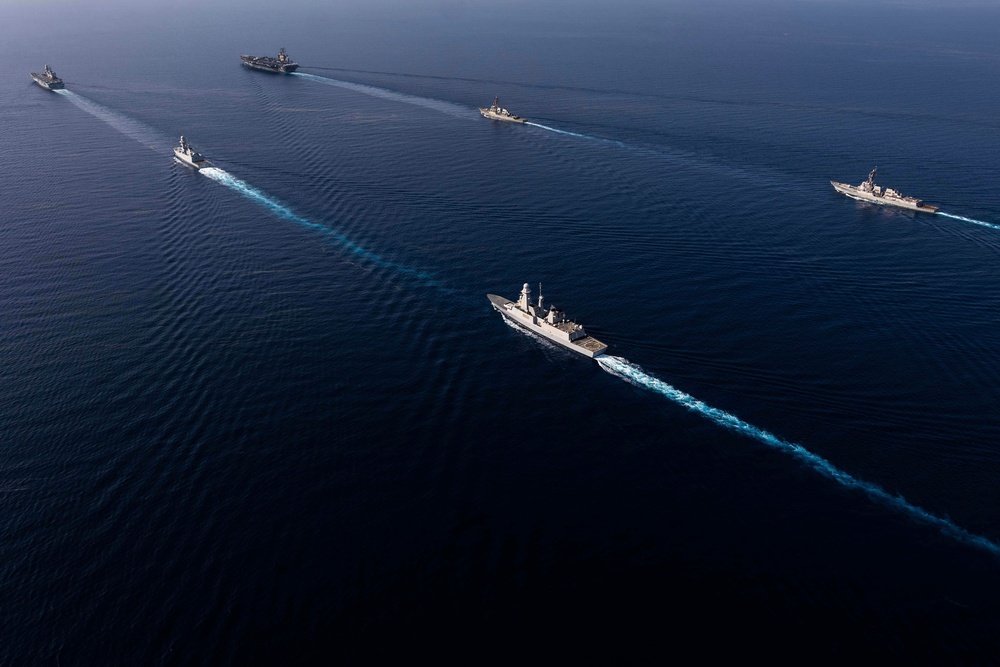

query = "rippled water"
[[3, 1, 1000, 662]]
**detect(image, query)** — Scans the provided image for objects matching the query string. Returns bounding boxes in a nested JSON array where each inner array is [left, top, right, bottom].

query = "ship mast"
[[537, 283, 544, 310], [518, 282, 531, 311]]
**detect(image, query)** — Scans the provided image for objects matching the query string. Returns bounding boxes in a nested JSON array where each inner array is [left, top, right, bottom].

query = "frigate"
[[831, 167, 938, 213], [239, 48, 299, 74], [479, 96, 526, 123], [173, 136, 210, 170], [30, 65, 64, 91], [488, 283, 607, 358]]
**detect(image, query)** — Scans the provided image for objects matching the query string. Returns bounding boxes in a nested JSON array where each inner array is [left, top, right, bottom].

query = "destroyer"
[[173, 136, 210, 170], [831, 167, 938, 213], [239, 48, 299, 74], [479, 96, 526, 123], [30, 65, 64, 91], [488, 283, 607, 358]]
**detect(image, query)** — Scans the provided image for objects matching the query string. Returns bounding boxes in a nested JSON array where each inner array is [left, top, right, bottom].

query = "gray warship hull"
[[479, 109, 526, 123], [831, 168, 938, 213], [239, 48, 298, 74], [173, 137, 210, 170], [30, 66, 64, 90], [174, 148, 209, 170], [479, 96, 526, 123], [488, 287, 607, 358], [240, 59, 299, 74]]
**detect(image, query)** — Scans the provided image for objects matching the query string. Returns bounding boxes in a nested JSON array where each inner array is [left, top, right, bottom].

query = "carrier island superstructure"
[[488, 283, 607, 358]]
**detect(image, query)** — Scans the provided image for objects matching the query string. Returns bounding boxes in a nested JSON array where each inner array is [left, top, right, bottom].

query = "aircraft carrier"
[[488, 283, 607, 358], [239, 48, 299, 74], [831, 167, 938, 213], [30, 65, 64, 91]]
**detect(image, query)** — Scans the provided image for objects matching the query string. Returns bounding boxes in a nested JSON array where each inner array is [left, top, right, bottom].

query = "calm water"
[[3, 0, 1000, 662]]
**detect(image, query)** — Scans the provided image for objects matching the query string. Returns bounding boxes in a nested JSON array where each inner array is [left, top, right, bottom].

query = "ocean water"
[[3, 0, 1000, 662]]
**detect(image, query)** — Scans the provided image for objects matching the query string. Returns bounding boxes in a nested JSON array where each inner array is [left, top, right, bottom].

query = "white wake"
[[199, 167, 437, 284], [596, 354, 1000, 557], [54, 89, 169, 153], [936, 211, 1000, 231], [292, 72, 476, 119]]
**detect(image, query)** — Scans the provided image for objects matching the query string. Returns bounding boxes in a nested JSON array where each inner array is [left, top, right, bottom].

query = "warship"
[[831, 167, 938, 213], [239, 48, 299, 74], [479, 96, 526, 123], [173, 136, 210, 170], [30, 65, 64, 91], [488, 283, 608, 358]]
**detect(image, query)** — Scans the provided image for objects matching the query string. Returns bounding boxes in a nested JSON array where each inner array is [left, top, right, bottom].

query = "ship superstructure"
[[487, 283, 607, 358], [239, 48, 299, 74], [173, 136, 210, 170], [479, 96, 526, 123], [831, 167, 938, 213], [30, 65, 64, 91]]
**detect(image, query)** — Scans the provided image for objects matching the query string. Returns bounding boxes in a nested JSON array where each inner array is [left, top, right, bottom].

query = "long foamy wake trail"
[[54, 89, 169, 153], [52, 90, 440, 287], [199, 167, 438, 285], [297, 73, 631, 147], [596, 355, 1000, 557], [292, 72, 476, 119], [936, 211, 1000, 231], [524, 122, 627, 147]]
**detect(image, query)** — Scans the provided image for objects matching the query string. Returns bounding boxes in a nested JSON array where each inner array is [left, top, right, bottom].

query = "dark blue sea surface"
[[3, 0, 1000, 662]]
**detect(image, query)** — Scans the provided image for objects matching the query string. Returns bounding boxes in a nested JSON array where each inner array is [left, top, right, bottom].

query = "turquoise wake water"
[[52, 89, 437, 284], [936, 211, 1000, 231], [524, 121, 627, 147], [199, 167, 439, 285], [597, 354, 1000, 558]]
